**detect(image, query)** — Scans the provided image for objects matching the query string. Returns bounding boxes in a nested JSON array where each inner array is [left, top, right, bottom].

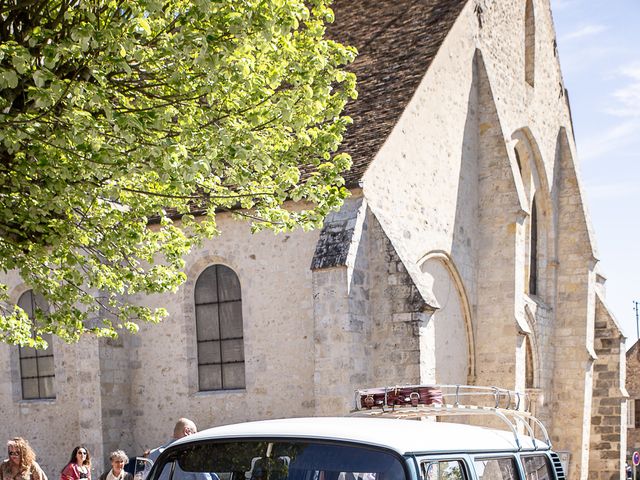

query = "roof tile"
[[326, 0, 468, 186]]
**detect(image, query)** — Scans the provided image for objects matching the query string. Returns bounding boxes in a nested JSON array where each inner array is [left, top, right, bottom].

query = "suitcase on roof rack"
[[358, 386, 443, 409]]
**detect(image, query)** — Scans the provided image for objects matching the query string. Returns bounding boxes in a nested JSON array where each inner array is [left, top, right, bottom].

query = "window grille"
[[17, 290, 55, 400], [195, 265, 245, 390]]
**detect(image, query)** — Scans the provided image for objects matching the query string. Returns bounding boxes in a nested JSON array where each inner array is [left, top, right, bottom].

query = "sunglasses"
[[8, 451, 20, 457]]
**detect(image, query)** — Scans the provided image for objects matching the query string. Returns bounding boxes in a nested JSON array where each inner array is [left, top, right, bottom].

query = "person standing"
[[0, 438, 48, 480], [147, 419, 197, 463], [147, 419, 214, 480], [61, 447, 92, 480], [98, 451, 132, 480]]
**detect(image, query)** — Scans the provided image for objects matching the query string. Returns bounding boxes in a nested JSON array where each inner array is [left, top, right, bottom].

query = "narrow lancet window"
[[525, 0, 535, 86]]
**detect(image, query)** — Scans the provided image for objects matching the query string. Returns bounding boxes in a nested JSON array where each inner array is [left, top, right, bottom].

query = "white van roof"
[[175, 417, 549, 455]]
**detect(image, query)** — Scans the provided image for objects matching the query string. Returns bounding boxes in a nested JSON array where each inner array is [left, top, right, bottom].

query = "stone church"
[[0, 1, 628, 479]]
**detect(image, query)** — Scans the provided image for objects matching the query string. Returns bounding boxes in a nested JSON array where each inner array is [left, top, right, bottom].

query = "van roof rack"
[[350, 384, 551, 452]]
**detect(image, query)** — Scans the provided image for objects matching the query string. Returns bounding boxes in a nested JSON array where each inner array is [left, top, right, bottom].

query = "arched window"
[[17, 290, 55, 400], [525, 336, 534, 389], [515, 148, 523, 173], [194, 265, 245, 391], [514, 135, 548, 300], [525, 0, 535, 86], [528, 196, 538, 295]]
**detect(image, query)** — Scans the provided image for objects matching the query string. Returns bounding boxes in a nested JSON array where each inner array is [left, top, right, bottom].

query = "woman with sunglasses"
[[0, 437, 48, 480], [61, 447, 91, 480]]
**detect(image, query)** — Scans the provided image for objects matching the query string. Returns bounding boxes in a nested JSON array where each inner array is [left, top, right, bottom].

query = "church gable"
[[325, 0, 469, 186]]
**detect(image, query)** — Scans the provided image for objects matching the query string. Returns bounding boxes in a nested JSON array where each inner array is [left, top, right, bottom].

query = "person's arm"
[[66, 463, 80, 480], [32, 462, 48, 480], [60, 464, 73, 480]]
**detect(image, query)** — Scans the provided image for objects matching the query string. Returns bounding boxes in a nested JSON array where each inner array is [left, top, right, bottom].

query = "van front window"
[[151, 442, 406, 480]]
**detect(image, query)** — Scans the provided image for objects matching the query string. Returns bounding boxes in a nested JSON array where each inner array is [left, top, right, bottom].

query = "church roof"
[[327, 0, 469, 187]]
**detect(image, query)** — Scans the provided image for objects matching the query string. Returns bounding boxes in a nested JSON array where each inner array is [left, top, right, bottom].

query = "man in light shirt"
[[147, 418, 198, 463], [147, 418, 216, 480]]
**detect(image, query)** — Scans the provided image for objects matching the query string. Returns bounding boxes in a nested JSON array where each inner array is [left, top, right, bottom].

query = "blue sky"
[[551, 0, 640, 346]]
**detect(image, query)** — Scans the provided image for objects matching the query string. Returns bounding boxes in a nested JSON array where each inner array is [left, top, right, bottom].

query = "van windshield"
[[151, 441, 406, 480]]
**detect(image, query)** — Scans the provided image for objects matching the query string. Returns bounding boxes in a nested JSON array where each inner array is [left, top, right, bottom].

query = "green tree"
[[0, 0, 356, 347]]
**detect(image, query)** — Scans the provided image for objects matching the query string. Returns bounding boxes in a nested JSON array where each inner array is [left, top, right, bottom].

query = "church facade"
[[0, 1, 627, 480]]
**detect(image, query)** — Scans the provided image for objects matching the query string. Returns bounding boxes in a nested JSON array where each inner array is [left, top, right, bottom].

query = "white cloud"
[[583, 180, 640, 200], [604, 63, 640, 117], [560, 24, 607, 41], [558, 45, 613, 76], [578, 120, 640, 161], [621, 64, 640, 80], [551, 0, 583, 11]]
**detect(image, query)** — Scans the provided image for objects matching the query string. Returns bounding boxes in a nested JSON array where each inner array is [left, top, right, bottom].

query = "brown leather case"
[[359, 386, 443, 409]]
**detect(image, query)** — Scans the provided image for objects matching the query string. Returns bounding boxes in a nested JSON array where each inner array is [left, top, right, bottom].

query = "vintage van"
[[146, 386, 566, 480]]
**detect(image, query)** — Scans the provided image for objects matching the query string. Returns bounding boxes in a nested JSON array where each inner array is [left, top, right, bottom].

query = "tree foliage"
[[0, 0, 356, 347]]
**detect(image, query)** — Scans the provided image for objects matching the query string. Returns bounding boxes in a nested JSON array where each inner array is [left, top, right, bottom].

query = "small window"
[[515, 149, 523, 174], [473, 458, 517, 480], [628, 399, 635, 429], [195, 264, 245, 391], [525, 0, 535, 86], [522, 455, 553, 480], [528, 196, 538, 296], [635, 398, 640, 429], [525, 336, 534, 389], [422, 460, 467, 480], [17, 290, 55, 400]]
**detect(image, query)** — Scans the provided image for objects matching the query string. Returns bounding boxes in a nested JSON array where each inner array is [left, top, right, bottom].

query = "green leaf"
[[0, 0, 356, 345], [0, 69, 19, 89]]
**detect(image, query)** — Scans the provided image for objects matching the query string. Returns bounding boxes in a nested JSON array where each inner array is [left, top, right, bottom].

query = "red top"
[[60, 463, 90, 480]]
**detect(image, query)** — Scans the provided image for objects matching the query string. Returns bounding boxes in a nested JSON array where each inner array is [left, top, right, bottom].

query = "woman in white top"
[[98, 451, 132, 480]]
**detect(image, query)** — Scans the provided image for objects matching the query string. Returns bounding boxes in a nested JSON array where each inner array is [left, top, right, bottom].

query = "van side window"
[[473, 458, 517, 480], [521, 455, 553, 480], [421, 460, 467, 480]]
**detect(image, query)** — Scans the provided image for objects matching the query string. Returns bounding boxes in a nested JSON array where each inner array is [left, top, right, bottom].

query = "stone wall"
[[626, 342, 640, 462], [551, 128, 598, 480], [367, 209, 428, 386], [0, 338, 104, 477], [311, 196, 370, 414], [126, 211, 321, 454], [589, 293, 627, 480], [473, 48, 522, 392], [98, 336, 134, 471], [311, 197, 433, 413]]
